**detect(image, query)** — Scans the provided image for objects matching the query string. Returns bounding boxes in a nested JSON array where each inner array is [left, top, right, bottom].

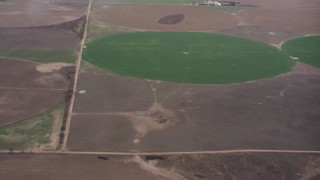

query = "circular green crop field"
[[282, 35, 320, 68], [83, 32, 294, 84]]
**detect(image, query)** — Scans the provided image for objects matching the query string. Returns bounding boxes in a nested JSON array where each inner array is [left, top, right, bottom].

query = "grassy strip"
[[84, 32, 294, 84], [0, 102, 65, 150], [0, 49, 77, 63], [282, 35, 320, 68]]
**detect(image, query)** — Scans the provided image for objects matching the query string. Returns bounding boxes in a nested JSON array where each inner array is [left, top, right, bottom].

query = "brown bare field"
[[237, 0, 320, 8], [0, 28, 79, 51], [0, 90, 65, 126], [67, 63, 320, 152], [238, 8, 320, 35], [91, 4, 239, 31], [73, 72, 154, 112], [67, 114, 136, 151], [0, 153, 319, 180], [90, 2, 320, 44], [157, 153, 320, 179], [0, 0, 88, 52], [0, 154, 168, 180], [0, 59, 68, 89], [0, 1, 86, 28], [219, 25, 298, 44], [0, 58, 68, 126]]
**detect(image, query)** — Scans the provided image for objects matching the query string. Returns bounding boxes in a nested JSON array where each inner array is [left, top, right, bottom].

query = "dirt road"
[[61, 0, 92, 151]]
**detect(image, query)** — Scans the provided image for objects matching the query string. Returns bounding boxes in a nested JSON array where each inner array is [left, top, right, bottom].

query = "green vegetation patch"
[[282, 35, 320, 68], [0, 49, 76, 63], [0, 103, 65, 150], [84, 32, 293, 84]]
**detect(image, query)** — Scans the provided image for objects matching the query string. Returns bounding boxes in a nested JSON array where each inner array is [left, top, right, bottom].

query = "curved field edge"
[[282, 35, 320, 68], [0, 102, 65, 150], [83, 32, 294, 84]]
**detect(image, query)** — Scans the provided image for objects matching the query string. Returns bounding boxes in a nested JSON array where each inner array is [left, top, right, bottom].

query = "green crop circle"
[[84, 32, 294, 84], [282, 35, 320, 68]]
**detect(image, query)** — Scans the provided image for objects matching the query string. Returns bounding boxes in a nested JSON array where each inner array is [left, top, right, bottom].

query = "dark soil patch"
[[97, 156, 109, 160], [145, 155, 166, 161], [158, 14, 184, 24]]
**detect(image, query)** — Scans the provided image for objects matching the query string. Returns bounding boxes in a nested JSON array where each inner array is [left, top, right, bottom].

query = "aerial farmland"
[[0, 0, 320, 179]]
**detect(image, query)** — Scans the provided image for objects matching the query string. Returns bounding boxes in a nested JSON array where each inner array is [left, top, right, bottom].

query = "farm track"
[[2, 149, 320, 156], [61, 0, 92, 151]]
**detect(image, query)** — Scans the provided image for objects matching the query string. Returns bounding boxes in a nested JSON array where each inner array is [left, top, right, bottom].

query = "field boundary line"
[[0, 57, 43, 65], [58, 149, 320, 155], [3, 149, 320, 155], [0, 87, 68, 91], [61, 0, 92, 151], [72, 112, 133, 115]]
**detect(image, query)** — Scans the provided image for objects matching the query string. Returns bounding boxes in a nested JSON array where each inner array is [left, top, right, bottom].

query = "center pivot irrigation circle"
[[83, 32, 294, 84]]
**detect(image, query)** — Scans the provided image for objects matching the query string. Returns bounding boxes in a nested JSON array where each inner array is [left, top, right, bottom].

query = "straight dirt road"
[[61, 0, 93, 151]]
